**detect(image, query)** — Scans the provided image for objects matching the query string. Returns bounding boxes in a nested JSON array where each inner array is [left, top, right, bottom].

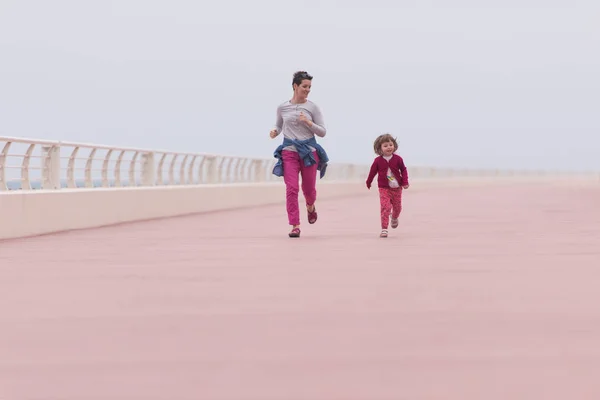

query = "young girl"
[[365, 133, 410, 238]]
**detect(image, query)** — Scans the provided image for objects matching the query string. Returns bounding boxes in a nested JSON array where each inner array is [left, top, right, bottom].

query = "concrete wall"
[[0, 181, 368, 240], [2, 175, 597, 241]]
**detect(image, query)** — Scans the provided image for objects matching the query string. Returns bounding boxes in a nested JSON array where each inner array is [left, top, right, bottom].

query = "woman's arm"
[[301, 104, 326, 137], [310, 105, 326, 137], [271, 105, 283, 137]]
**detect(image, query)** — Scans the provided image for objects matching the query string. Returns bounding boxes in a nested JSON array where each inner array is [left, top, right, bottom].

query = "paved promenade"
[[1, 180, 600, 399]]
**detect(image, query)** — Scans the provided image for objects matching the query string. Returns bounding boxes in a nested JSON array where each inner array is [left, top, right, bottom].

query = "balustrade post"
[[253, 159, 265, 182], [141, 152, 156, 186], [206, 157, 218, 184], [41, 145, 61, 189], [0, 141, 10, 191]]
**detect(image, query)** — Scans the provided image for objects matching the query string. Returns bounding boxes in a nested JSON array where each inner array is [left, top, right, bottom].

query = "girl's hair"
[[292, 70, 313, 88], [373, 133, 398, 155]]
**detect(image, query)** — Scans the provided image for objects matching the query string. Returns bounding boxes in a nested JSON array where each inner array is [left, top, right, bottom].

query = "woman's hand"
[[298, 112, 312, 127], [269, 129, 278, 138]]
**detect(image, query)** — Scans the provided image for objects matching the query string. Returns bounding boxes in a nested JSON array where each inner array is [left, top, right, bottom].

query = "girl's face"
[[293, 79, 311, 100], [381, 141, 395, 156]]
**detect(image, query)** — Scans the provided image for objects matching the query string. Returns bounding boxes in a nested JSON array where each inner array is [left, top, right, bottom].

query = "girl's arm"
[[366, 160, 378, 189], [399, 158, 409, 186]]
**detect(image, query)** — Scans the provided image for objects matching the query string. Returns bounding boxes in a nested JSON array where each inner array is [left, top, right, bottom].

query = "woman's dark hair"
[[292, 70, 313, 87]]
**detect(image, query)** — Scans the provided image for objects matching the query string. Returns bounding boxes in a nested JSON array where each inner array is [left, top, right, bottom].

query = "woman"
[[270, 71, 329, 238]]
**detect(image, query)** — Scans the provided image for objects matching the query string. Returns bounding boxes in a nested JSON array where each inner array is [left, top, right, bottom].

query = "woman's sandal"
[[289, 227, 301, 238], [380, 229, 388, 238], [391, 218, 399, 229], [307, 205, 318, 224]]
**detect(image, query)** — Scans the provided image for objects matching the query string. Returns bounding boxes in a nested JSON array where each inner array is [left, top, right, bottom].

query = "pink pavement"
[[1, 182, 600, 399]]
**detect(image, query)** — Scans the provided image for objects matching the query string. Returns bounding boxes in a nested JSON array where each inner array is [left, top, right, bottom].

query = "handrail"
[[0, 135, 370, 190], [1, 135, 597, 191]]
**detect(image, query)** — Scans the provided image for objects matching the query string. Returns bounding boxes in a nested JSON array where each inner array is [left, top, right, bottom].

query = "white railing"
[[1, 135, 597, 191], [0, 136, 370, 191]]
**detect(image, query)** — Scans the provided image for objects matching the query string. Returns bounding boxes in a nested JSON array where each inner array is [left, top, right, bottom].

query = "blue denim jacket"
[[272, 137, 329, 179]]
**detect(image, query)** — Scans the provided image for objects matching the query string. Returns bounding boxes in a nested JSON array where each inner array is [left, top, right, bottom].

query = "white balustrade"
[[0, 136, 370, 191], [1, 135, 597, 191]]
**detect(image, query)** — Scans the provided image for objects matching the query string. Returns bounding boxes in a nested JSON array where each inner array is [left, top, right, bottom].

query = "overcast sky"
[[1, 0, 598, 171]]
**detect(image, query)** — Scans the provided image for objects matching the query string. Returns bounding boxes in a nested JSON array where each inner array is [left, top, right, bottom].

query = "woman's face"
[[294, 79, 311, 100]]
